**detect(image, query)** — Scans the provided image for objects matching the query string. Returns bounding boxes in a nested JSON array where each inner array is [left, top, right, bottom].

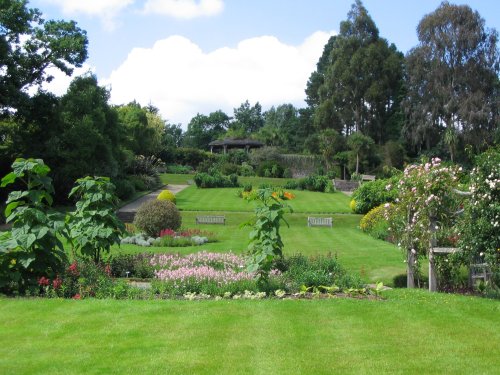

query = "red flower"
[[52, 277, 62, 289], [159, 228, 176, 238], [38, 276, 50, 286], [68, 262, 79, 276], [105, 264, 112, 276], [72, 293, 81, 300]]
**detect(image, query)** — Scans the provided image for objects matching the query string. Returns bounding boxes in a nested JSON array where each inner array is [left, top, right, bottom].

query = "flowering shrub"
[[458, 148, 500, 288], [387, 158, 462, 286]]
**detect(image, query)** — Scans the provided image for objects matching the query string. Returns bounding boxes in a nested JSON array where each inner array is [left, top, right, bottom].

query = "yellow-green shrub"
[[157, 189, 176, 204], [360, 203, 392, 240]]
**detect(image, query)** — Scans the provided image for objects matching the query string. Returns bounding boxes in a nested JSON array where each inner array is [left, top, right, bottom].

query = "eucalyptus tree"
[[306, 0, 404, 144], [403, 1, 499, 157]]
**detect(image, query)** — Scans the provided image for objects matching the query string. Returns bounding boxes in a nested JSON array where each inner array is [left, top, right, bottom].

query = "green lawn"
[[1, 290, 499, 375], [175, 185, 352, 213]]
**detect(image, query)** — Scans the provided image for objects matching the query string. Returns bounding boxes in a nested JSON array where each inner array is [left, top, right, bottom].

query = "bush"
[[193, 172, 239, 188], [133, 199, 182, 237], [109, 253, 154, 279], [351, 175, 400, 214], [280, 254, 362, 291], [157, 189, 176, 204], [113, 178, 136, 200], [283, 180, 299, 190], [166, 164, 193, 174], [239, 162, 254, 177], [220, 162, 239, 175], [299, 174, 333, 192], [256, 161, 284, 178], [360, 204, 392, 240], [128, 175, 147, 191]]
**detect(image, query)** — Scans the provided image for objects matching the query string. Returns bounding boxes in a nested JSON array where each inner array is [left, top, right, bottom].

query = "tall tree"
[[230, 100, 264, 136], [183, 110, 230, 149], [403, 1, 499, 156], [52, 75, 123, 195], [307, 0, 404, 144], [259, 104, 301, 151], [0, 0, 88, 114]]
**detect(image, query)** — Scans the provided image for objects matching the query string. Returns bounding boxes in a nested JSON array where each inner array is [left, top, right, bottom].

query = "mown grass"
[[175, 185, 352, 213], [1, 290, 499, 375]]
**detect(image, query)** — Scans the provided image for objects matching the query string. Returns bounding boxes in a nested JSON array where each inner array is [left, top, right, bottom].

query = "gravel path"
[[118, 184, 189, 213]]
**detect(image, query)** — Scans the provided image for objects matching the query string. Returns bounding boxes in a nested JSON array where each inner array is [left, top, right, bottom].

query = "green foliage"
[[388, 158, 462, 282], [360, 204, 393, 240], [109, 254, 155, 279], [112, 178, 136, 200], [0, 158, 66, 293], [308, 1, 404, 143], [133, 199, 181, 237], [403, 2, 499, 155], [351, 175, 400, 214], [244, 189, 293, 283], [256, 161, 284, 178], [279, 254, 362, 291], [193, 172, 239, 188], [0, 0, 88, 113], [67, 176, 124, 263], [458, 148, 500, 286], [157, 189, 176, 204]]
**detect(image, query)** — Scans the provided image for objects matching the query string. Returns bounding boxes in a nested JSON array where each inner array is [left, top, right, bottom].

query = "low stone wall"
[[333, 179, 360, 192]]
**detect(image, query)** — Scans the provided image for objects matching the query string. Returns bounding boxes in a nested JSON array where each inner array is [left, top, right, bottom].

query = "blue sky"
[[30, 0, 500, 127]]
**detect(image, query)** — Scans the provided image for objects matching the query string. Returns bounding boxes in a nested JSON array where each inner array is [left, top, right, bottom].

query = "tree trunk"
[[407, 249, 415, 288]]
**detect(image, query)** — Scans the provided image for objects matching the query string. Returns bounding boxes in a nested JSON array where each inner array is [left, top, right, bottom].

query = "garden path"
[[117, 184, 189, 222]]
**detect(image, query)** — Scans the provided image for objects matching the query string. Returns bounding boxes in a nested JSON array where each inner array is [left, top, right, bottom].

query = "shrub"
[[283, 168, 293, 179], [166, 164, 193, 174], [360, 204, 392, 240], [109, 253, 155, 279], [299, 174, 332, 192], [280, 254, 362, 291], [458, 147, 500, 287], [243, 183, 253, 192], [256, 161, 284, 178], [113, 178, 136, 200], [157, 189, 176, 204], [351, 175, 400, 214], [283, 180, 299, 190], [220, 162, 239, 175], [239, 162, 254, 177], [193, 172, 239, 188], [128, 175, 147, 191], [133, 199, 182, 236]]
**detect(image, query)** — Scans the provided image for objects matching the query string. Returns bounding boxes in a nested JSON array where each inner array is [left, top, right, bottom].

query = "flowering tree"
[[387, 158, 461, 287], [458, 148, 500, 287]]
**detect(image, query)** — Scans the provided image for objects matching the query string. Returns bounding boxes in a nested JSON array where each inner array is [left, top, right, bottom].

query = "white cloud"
[[28, 64, 95, 97], [143, 0, 224, 19], [44, 0, 134, 30], [102, 31, 335, 127]]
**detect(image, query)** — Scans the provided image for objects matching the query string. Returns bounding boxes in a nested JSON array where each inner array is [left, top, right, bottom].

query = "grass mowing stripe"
[[1, 292, 498, 374]]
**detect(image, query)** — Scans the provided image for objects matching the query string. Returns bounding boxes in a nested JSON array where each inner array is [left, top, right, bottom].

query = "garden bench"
[[195, 215, 226, 225], [307, 217, 333, 228], [361, 174, 376, 181]]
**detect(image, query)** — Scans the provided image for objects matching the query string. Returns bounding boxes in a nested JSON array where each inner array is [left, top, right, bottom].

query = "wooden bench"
[[196, 215, 225, 225], [361, 174, 376, 181], [307, 217, 333, 228]]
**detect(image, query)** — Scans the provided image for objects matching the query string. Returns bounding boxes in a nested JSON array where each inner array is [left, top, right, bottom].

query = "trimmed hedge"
[[193, 173, 239, 188]]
